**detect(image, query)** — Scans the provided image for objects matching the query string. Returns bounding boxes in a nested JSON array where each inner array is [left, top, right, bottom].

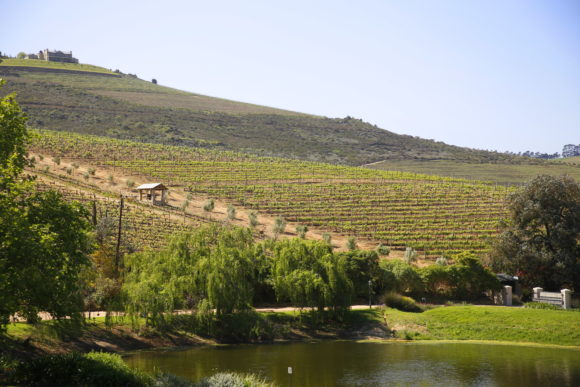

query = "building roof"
[[136, 183, 167, 190]]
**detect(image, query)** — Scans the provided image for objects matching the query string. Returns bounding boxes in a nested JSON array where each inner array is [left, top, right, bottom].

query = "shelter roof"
[[136, 183, 167, 190]]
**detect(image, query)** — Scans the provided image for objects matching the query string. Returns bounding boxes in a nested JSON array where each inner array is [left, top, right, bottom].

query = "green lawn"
[[384, 305, 580, 346], [0, 58, 114, 74]]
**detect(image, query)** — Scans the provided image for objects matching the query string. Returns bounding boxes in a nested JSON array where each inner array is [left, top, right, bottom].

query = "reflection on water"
[[124, 341, 580, 387]]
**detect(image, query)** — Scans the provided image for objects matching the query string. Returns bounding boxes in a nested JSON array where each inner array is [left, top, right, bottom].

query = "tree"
[[269, 239, 353, 315], [123, 225, 256, 325], [17, 52, 26, 59], [0, 81, 92, 326], [487, 175, 580, 291]]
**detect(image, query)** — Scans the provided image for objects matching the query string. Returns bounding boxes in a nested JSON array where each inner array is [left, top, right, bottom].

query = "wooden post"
[[115, 195, 124, 277]]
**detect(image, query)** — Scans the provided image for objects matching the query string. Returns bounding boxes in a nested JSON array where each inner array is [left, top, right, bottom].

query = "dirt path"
[[29, 151, 398, 255]]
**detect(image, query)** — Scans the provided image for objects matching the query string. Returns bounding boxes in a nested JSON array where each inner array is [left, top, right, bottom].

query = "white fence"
[[532, 288, 572, 309]]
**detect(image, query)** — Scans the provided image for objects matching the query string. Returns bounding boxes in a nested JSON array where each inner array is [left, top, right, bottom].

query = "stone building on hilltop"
[[25, 49, 78, 63]]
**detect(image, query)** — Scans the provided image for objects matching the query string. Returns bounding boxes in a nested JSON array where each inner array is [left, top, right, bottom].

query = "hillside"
[[0, 59, 527, 166], [366, 159, 580, 185], [29, 129, 514, 259]]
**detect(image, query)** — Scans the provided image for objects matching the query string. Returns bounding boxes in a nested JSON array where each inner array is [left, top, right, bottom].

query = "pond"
[[124, 341, 580, 386]]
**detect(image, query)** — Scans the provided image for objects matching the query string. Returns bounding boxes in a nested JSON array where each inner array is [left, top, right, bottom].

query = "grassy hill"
[[0, 59, 531, 166], [30, 129, 514, 258], [366, 159, 580, 185]]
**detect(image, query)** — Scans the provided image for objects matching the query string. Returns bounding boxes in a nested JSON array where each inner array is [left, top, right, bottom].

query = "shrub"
[[376, 243, 391, 255], [66, 167, 73, 175], [295, 224, 308, 239], [418, 264, 451, 296], [83, 172, 90, 181], [322, 232, 332, 245], [227, 204, 236, 220], [435, 256, 448, 266], [404, 247, 417, 264], [382, 292, 423, 313], [9, 352, 151, 386], [126, 179, 135, 188], [340, 250, 381, 298], [446, 252, 501, 300], [346, 236, 357, 251], [248, 211, 259, 228], [380, 259, 423, 294], [272, 216, 286, 238], [203, 199, 215, 213], [195, 372, 274, 387], [524, 302, 561, 310], [88, 167, 96, 176]]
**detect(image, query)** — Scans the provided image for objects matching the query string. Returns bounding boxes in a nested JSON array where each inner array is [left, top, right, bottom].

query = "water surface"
[[124, 341, 580, 386]]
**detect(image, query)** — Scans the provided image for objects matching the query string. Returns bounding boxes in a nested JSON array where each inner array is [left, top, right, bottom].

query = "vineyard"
[[35, 176, 209, 251], [31, 129, 514, 258]]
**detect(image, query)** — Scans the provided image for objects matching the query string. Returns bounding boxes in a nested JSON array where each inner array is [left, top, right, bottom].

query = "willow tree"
[[123, 224, 257, 326], [269, 239, 353, 315]]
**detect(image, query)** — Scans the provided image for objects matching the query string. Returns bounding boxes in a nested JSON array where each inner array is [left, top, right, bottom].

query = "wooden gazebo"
[[136, 183, 168, 205]]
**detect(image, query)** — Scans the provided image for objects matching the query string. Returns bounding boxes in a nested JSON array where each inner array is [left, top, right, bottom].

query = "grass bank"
[[384, 305, 580, 347], [0, 309, 387, 360]]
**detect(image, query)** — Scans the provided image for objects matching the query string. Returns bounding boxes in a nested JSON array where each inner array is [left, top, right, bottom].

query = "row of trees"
[[121, 224, 503, 327]]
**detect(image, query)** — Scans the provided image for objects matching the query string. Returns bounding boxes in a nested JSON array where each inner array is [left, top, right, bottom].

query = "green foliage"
[[346, 236, 357, 251], [382, 292, 423, 313], [195, 372, 274, 387], [488, 175, 580, 291], [295, 224, 308, 239], [322, 232, 332, 245], [376, 243, 391, 255], [0, 80, 29, 179], [0, 82, 92, 327], [340, 250, 380, 298], [248, 210, 259, 228], [435, 256, 448, 266], [227, 204, 236, 220], [404, 247, 417, 264], [380, 253, 499, 300], [447, 252, 501, 299], [524, 302, 562, 310], [8, 352, 151, 386], [272, 216, 286, 239], [203, 198, 215, 213], [123, 225, 256, 326], [268, 239, 353, 315], [379, 260, 423, 294]]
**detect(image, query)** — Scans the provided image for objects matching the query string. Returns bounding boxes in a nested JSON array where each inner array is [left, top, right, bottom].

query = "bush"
[[524, 302, 561, 310], [346, 236, 357, 251], [9, 352, 151, 386], [376, 243, 390, 255], [195, 372, 274, 387], [382, 292, 423, 313], [380, 259, 423, 294], [248, 211, 259, 228], [295, 224, 308, 239]]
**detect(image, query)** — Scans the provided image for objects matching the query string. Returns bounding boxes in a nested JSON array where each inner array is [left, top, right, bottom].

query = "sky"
[[2, 0, 579, 154]]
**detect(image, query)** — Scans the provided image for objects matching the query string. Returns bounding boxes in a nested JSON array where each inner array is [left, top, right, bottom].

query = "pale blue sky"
[[2, 0, 579, 154]]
